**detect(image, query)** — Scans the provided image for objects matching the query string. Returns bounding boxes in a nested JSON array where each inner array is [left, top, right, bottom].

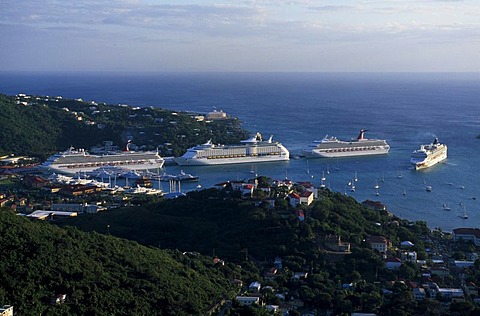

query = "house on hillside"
[[453, 228, 480, 246], [384, 257, 402, 270], [366, 235, 389, 253], [299, 191, 314, 205]]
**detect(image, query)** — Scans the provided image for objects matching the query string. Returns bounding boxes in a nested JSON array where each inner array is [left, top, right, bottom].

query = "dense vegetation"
[[57, 188, 434, 314], [0, 209, 238, 315], [61, 189, 427, 262], [0, 93, 249, 159]]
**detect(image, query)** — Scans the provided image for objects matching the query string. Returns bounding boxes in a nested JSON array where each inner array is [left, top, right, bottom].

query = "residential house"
[[207, 110, 227, 120], [240, 184, 254, 197], [384, 257, 402, 270], [438, 288, 465, 300], [236, 296, 260, 306], [249, 281, 261, 293], [299, 191, 314, 205], [297, 181, 318, 198], [453, 228, 480, 246], [367, 235, 389, 253]]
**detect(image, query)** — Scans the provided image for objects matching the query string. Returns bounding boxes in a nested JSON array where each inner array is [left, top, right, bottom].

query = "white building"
[[367, 236, 389, 253], [452, 228, 480, 246], [236, 296, 260, 306]]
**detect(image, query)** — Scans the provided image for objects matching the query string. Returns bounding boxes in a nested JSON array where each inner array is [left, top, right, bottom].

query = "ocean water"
[[1, 71, 480, 231]]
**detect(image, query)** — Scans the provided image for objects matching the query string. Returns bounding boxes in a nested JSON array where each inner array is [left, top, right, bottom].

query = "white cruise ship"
[[303, 130, 390, 158], [410, 138, 447, 170], [40, 146, 164, 175], [174, 132, 290, 166]]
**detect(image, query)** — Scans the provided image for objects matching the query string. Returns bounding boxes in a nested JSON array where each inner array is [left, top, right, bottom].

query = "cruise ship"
[[40, 145, 165, 175], [302, 130, 390, 158], [174, 132, 290, 166], [410, 138, 447, 170]]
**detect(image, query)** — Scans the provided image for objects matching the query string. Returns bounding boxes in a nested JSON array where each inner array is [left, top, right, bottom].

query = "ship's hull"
[[40, 151, 165, 175], [175, 155, 289, 166], [303, 146, 389, 158], [411, 150, 447, 170], [44, 161, 165, 175]]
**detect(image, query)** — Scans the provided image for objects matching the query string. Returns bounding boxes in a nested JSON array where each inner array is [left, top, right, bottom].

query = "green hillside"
[[0, 93, 249, 159], [61, 189, 415, 261], [0, 210, 237, 315]]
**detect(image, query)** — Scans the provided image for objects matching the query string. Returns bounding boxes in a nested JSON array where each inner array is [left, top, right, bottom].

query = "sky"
[[1, 0, 479, 72]]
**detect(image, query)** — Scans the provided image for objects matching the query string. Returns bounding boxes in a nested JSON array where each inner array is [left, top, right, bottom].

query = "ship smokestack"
[[123, 140, 132, 152], [357, 130, 368, 140]]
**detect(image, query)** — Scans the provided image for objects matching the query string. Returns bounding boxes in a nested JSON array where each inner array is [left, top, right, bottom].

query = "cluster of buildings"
[[363, 229, 480, 307]]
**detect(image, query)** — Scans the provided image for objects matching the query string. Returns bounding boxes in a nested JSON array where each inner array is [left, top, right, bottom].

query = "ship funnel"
[[267, 135, 273, 143], [357, 130, 368, 140], [123, 140, 132, 152]]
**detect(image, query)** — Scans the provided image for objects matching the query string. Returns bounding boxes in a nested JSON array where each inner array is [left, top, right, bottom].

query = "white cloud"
[[1, 0, 480, 71]]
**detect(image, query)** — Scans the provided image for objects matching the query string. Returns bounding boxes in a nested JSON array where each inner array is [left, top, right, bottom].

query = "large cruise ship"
[[302, 130, 390, 158], [40, 145, 165, 175], [174, 132, 290, 166], [410, 138, 447, 170]]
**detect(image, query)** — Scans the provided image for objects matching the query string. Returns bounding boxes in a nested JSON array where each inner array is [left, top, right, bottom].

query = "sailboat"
[[320, 171, 326, 188], [424, 180, 432, 192], [350, 179, 356, 192], [459, 205, 468, 219]]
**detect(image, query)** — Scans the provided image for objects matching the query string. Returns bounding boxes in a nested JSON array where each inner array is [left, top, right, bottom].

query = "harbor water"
[[1, 72, 480, 231]]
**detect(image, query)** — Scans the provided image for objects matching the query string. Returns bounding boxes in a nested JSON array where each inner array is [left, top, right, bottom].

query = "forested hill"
[[0, 210, 237, 315], [0, 93, 249, 159]]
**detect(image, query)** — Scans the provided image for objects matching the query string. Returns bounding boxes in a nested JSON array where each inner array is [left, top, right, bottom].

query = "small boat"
[[403, 188, 407, 196], [425, 186, 432, 192], [350, 180, 356, 192], [442, 204, 451, 211], [154, 170, 199, 182], [374, 180, 379, 190], [459, 205, 468, 219]]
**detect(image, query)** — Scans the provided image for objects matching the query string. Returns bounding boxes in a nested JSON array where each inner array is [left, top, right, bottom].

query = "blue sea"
[[1, 71, 480, 231]]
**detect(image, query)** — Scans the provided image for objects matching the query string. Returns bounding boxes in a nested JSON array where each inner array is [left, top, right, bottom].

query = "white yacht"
[[175, 132, 290, 166], [40, 143, 164, 175], [303, 130, 390, 158], [410, 138, 447, 170]]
